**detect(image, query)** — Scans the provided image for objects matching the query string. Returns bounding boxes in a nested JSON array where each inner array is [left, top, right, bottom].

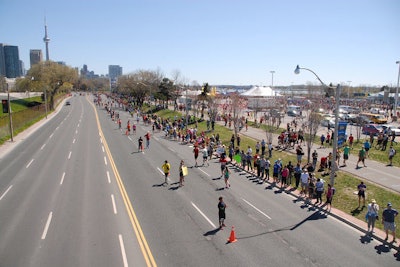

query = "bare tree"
[[226, 93, 248, 140], [303, 111, 322, 163]]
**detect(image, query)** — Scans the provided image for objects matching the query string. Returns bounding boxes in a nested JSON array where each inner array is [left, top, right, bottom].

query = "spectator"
[[268, 142, 273, 158], [388, 146, 396, 166], [343, 143, 350, 166], [320, 134, 326, 148], [348, 133, 354, 149], [357, 181, 366, 208], [363, 139, 371, 158], [325, 184, 334, 211], [312, 150, 318, 170], [382, 202, 398, 242], [296, 145, 304, 164], [366, 199, 379, 235], [356, 147, 366, 168], [315, 178, 324, 205]]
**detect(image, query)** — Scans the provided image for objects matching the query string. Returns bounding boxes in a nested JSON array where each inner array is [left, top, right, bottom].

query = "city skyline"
[[0, 0, 399, 87]]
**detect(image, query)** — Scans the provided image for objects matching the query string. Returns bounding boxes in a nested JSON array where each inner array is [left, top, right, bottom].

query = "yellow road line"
[[89, 98, 157, 267]]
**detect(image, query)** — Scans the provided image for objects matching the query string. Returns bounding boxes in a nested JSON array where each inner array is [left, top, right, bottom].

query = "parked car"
[[362, 124, 383, 136], [321, 118, 335, 128], [66, 101, 71, 106], [287, 110, 300, 117], [381, 124, 400, 136]]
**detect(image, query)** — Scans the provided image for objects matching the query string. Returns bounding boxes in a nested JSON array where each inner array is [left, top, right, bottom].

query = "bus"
[[359, 112, 387, 124]]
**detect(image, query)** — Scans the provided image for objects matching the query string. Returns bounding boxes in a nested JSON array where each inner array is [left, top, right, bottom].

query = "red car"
[[362, 124, 383, 136]]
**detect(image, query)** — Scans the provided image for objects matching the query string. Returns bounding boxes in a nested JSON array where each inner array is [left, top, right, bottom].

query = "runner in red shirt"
[[193, 145, 199, 167]]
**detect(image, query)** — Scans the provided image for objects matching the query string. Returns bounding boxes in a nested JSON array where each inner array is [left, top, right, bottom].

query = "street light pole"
[[395, 61, 400, 120], [6, 83, 14, 142], [294, 65, 340, 186], [347, 81, 352, 99], [270, 71, 275, 88]]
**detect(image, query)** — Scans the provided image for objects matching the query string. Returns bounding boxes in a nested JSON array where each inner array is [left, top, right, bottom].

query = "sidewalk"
[[217, 121, 399, 249]]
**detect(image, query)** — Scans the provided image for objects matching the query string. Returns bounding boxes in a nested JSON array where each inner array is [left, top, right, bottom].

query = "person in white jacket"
[[367, 199, 379, 235]]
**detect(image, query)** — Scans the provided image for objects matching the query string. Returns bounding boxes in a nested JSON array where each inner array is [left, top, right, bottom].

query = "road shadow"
[[351, 206, 364, 216], [203, 228, 221, 236], [168, 185, 180, 190], [374, 243, 392, 255], [289, 210, 328, 231], [212, 177, 222, 181], [360, 233, 373, 244], [152, 183, 166, 187]]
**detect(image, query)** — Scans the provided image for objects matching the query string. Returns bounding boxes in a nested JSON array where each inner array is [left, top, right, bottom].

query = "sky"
[[1, 0, 399, 87]]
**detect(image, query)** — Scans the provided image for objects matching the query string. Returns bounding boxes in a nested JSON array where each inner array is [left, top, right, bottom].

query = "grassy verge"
[[155, 109, 399, 239]]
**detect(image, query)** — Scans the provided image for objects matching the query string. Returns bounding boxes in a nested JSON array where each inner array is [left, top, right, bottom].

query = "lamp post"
[[294, 65, 340, 186], [395, 61, 400, 121], [347, 81, 352, 99], [270, 71, 275, 88], [6, 83, 14, 142]]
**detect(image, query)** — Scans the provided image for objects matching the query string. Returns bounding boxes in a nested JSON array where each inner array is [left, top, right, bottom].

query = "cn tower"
[[43, 18, 50, 61]]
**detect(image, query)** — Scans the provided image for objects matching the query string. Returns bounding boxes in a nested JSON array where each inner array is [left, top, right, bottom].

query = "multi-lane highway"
[[0, 94, 398, 267]]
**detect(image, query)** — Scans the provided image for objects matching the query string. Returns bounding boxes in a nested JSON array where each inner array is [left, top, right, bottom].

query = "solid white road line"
[[198, 168, 210, 177], [104, 156, 108, 165], [191, 202, 216, 228], [60, 172, 66, 185], [242, 198, 272, 220], [26, 159, 34, 168], [118, 234, 129, 267], [168, 147, 176, 153], [111, 194, 117, 214], [0, 185, 13, 201], [68, 151, 72, 159], [107, 171, 111, 184], [40, 143, 46, 150], [157, 167, 170, 183], [41, 212, 53, 240]]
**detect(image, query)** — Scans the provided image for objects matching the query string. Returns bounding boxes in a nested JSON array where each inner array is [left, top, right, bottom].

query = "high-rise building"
[[30, 49, 43, 68], [0, 43, 6, 77], [3, 45, 21, 78], [108, 65, 123, 80]]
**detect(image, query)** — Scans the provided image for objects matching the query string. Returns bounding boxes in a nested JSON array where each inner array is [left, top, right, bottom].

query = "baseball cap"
[[387, 202, 392, 207]]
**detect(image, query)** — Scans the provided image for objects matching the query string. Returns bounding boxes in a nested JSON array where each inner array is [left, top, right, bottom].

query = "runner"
[[144, 131, 151, 149], [220, 155, 228, 178], [132, 123, 136, 135], [218, 196, 227, 229], [193, 145, 199, 167], [138, 136, 144, 152], [202, 146, 209, 166], [223, 166, 231, 189], [179, 160, 186, 187], [162, 160, 171, 185]]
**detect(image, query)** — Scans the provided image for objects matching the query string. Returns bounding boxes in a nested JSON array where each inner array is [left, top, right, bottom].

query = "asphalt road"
[[0, 95, 398, 266]]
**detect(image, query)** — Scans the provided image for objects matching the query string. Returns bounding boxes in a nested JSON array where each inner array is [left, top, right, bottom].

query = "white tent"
[[241, 86, 280, 97]]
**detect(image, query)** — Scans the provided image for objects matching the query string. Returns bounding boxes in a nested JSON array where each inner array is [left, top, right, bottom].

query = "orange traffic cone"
[[227, 226, 237, 243]]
